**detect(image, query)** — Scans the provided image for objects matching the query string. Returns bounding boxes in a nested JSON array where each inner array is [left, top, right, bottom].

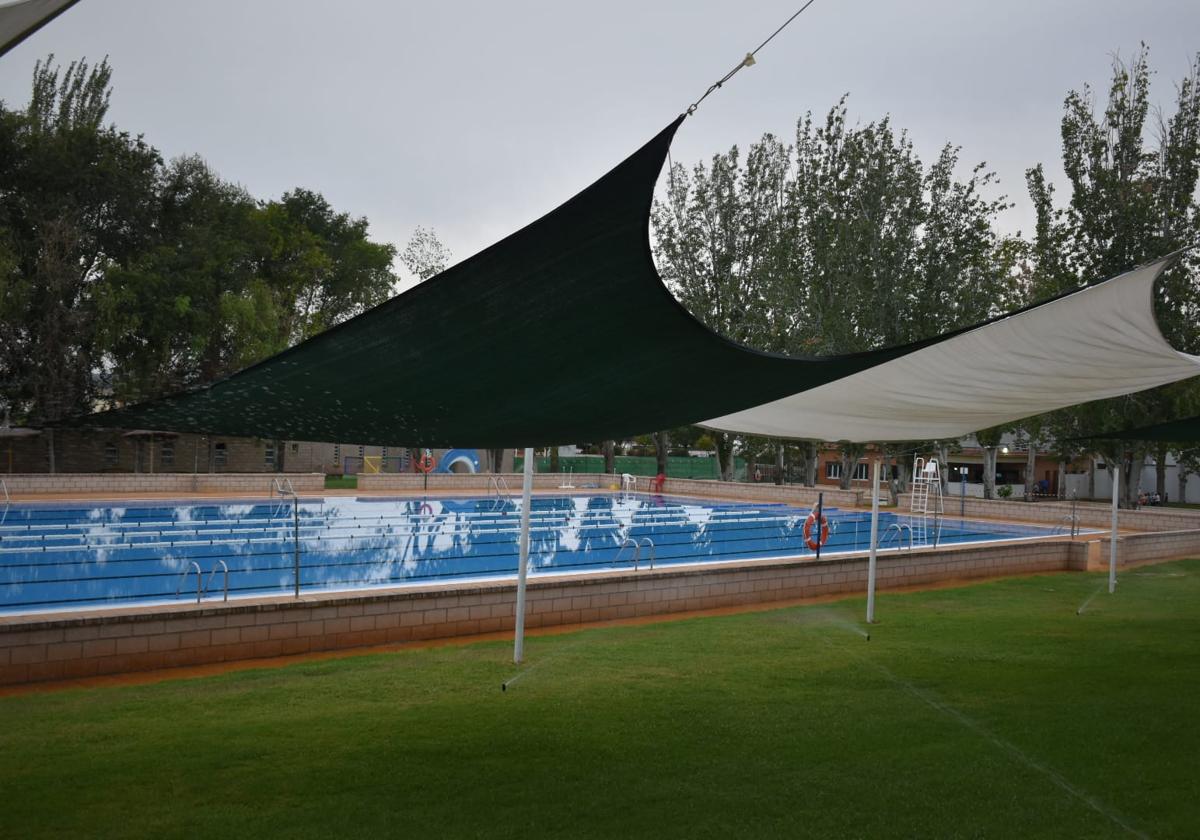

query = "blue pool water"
[[0, 494, 1069, 614]]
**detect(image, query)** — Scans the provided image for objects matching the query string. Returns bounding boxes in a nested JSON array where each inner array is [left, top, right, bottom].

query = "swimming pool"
[[0, 493, 1073, 614]]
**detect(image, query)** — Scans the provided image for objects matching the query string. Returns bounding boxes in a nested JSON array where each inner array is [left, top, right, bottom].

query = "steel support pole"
[[293, 494, 301, 599], [513, 446, 535, 664], [1109, 464, 1119, 594], [866, 457, 881, 624]]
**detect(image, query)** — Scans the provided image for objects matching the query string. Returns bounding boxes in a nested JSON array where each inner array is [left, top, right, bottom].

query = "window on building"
[[214, 442, 227, 468], [291, 442, 299, 454], [264, 443, 276, 469], [160, 441, 174, 468], [104, 442, 118, 468], [333, 444, 341, 469], [852, 461, 870, 481], [358, 445, 365, 458], [825, 462, 842, 480]]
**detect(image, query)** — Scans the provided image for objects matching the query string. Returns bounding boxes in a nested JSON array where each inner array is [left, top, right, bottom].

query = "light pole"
[[959, 466, 967, 520]]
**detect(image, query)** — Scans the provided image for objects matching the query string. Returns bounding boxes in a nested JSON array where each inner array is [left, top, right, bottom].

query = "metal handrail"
[[270, 477, 296, 518], [175, 561, 203, 603], [616, 537, 640, 570], [266, 479, 302, 598], [203, 560, 230, 602], [638, 537, 656, 570], [880, 523, 913, 552], [0, 478, 9, 505], [1052, 514, 1079, 537], [558, 467, 575, 490], [487, 475, 510, 498]]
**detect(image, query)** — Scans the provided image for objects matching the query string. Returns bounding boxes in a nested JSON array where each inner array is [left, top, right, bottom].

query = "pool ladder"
[[615, 536, 656, 570], [175, 560, 230, 604], [880, 523, 913, 552], [269, 477, 296, 518]]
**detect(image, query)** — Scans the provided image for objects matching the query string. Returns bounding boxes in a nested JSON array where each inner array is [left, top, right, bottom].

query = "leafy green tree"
[[653, 96, 1016, 478], [0, 56, 161, 426], [2, 54, 402, 451], [400, 226, 452, 284], [1022, 47, 1200, 506]]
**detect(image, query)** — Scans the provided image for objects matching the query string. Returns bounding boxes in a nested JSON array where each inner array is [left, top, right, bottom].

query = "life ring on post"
[[803, 511, 829, 550], [415, 452, 437, 474]]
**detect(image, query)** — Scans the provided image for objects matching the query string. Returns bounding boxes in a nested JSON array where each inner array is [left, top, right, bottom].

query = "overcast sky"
[[2, 0, 1198, 289]]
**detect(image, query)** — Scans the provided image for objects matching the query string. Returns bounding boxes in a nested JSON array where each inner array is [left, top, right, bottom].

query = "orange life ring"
[[418, 502, 433, 516], [415, 453, 437, 474], [802, 511, 829, 550]]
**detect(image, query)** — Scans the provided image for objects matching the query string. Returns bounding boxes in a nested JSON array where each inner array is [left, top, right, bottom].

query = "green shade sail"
[[72, 117, 924, 447], [71, 117, 1199, 447]]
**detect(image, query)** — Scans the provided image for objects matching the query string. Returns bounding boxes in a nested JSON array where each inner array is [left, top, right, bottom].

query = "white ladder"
[[910, 457, 943, 546]]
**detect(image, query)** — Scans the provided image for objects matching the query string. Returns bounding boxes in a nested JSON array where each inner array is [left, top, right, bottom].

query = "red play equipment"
[[649, 473, 666, 492]]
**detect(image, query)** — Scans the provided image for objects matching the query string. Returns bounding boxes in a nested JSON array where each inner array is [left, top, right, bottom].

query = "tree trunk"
[[1057, 460, 1067, 500], [896, 459, 911, 496], [490, 448, 504, 473], [653, 431, 668, 476], [715, 433, 734, 481], [1121, 449, 1147, 509], [1179, 463, 1190, 506], [1155, 442, 1168, 498], [804, 442, 818, 487], [1024, 444, 1036, 502], [775, 444, 784, 486], [549, 447, 559, 473], [838, 448, 853, 491], [888, 457, 900, 507], [937, 443, 950, 495], [982, 447, 998, 500], [602, 440, 615, 474], [1087, 458, 1096, 499]]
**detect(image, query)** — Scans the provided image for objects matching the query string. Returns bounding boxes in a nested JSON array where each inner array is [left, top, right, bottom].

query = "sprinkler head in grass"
[[501, 682, 506, 692], [866, 633, 870, 642]]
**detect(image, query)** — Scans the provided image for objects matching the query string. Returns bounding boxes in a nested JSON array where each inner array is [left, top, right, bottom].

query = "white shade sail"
[[700, 255, 1200, 442], [0, 0, 79, 57]]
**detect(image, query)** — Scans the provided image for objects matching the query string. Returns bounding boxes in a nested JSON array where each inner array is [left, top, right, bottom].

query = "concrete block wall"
[[0, 535, 1134, 687], [356, 472, 622, 493], [2, 472, 326, 497], [657, 477, 861, 508], [900, 494, 1200, 533], [355, 472, 859, 508]]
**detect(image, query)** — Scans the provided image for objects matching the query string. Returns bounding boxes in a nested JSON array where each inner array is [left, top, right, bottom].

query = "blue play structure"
[[435, 448, 481, 473]]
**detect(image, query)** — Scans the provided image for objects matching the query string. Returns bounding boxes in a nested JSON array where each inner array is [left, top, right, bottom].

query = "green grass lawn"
[[3, 561, 1199, 838], [323, 474, 357, 490]]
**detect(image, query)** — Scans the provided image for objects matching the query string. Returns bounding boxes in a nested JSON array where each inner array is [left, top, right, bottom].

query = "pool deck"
[[2, 476, 1198, 688]]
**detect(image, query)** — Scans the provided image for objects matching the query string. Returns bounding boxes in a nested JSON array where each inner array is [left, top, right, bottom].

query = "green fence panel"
[[512, 455, 744, 479]]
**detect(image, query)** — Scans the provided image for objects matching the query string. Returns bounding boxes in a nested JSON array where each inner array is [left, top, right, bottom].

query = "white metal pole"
[[1109, 464, 1119, 594], [513, 446, 535, 664], [866, 457, 881, 624]]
